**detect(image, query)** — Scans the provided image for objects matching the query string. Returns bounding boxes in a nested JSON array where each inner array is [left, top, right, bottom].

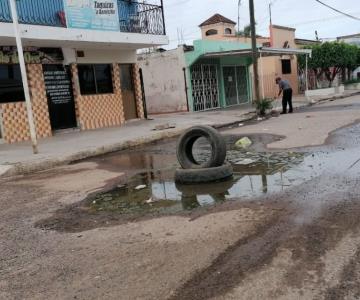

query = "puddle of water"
[[83, 127, 360, 217], [88, 150, 309, 215]]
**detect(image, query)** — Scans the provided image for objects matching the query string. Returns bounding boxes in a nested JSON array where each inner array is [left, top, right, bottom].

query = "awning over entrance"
[[202, 47, 312, 58], [202, 47, 313, 99]]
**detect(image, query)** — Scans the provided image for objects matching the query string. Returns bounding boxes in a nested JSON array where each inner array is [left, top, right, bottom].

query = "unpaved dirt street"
[[1, 96, 360, 300]]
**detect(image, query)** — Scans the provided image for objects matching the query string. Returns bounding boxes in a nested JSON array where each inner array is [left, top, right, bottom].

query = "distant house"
[[138, 14, 311, 114], [138, 40, 253, 114]]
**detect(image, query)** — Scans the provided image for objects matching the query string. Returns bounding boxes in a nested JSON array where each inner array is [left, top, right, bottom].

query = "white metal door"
[[191, 64, 219, 111]]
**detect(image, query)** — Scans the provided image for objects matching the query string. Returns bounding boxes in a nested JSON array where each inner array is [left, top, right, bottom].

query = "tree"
[[298, 42, 358, 87], [236, 24, 252, 37]]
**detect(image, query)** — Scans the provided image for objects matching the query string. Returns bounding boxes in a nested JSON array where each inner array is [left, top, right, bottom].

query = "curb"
[[1, 92, 358, 179], [0, 116, 257, 179]]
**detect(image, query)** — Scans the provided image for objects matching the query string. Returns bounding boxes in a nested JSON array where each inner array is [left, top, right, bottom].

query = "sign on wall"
[[63, 0, 120, 31], [0, 47, 64, 64]]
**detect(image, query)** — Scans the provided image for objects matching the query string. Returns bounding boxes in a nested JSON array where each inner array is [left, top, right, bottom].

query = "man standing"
[[276, 77, 293, 114]]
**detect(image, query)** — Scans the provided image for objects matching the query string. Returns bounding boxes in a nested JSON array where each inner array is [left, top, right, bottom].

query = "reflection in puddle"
[[89, 151, 308, 215]]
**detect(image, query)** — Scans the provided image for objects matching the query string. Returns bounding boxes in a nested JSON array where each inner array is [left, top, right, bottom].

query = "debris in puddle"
[[257, 117, 263, 121], [235, 137, 252, 149], [238, 123, 244, 127], [135, 185, 147, 190], [145, 198, 154, 204], [235, 158, 257, 165]]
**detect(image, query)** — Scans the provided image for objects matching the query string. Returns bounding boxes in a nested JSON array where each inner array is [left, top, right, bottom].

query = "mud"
[[2, 102, 360, 300], [168, 122, 360, 300], [35, 134, 307, 232]]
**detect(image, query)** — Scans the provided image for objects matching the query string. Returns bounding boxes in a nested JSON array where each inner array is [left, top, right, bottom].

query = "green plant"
[[256, 99, 273, 116], [298, 42, 359, 87], [344, 78, 360, 85]]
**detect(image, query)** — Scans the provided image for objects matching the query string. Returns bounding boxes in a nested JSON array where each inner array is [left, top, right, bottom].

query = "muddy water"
[[35, 123, 360, 233], [88, 150, 307, 215]]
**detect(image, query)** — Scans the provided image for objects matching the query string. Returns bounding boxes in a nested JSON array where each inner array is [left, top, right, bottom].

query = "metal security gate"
[[223, 66, 249, 106], [191, 64, 219, 112]]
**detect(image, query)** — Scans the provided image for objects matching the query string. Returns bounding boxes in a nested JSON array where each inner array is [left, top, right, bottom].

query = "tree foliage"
[[298, 42, 359, 87], [236, 24, 252, 37]]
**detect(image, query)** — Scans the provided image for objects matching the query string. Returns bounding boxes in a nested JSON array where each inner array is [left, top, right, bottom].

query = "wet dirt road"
[[1, 99, 360, 300]]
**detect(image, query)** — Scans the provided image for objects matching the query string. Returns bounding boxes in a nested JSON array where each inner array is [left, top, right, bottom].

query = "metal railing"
[[0, 0, 166, 35], [118, 0, 166, 35], [0, 0, 65, 27]]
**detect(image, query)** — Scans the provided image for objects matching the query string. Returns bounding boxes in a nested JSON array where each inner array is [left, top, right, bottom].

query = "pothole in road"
[[89, 151, 307, 215], [36, 127, 360, 233]]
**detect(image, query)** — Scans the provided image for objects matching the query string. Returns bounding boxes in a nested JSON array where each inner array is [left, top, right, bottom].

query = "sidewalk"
[[0, 105, 255, 177], [0, 93, 355, 177]]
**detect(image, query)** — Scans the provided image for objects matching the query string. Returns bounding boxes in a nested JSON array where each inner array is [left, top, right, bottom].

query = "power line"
[[289, 11, 360, 27], [315, 0, 360, 21]]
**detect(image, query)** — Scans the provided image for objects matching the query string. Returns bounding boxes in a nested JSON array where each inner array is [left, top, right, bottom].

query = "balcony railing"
[[0, 0, 65, 27], [118, 0, 165, 35], [0, 0, 166, 34]]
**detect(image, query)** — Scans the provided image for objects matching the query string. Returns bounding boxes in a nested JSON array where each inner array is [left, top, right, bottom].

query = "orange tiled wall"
[[71, 63, 126, 130], [0, 64, 52, 143], [132, 64, 145, 119]]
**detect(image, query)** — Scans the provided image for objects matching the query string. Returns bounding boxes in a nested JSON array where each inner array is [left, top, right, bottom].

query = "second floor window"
[[78, 64, 113, 95], [281, 59, 292, 74], [206, 29, 218, 36]]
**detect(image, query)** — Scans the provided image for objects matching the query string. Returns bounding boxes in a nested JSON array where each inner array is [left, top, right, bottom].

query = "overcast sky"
[[162, 0, 360, 48]]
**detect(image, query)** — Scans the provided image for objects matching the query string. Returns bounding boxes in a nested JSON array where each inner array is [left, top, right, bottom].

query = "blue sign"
[[63, 0, 120, 31]]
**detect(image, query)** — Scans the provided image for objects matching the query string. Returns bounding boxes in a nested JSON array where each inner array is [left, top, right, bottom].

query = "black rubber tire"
[[176, 125, 226, 169], [174, 163, 233, 185], [176, 179, 234, 196]]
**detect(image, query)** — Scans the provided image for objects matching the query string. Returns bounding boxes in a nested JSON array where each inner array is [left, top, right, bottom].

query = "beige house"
[[199, 14, 315, 98]]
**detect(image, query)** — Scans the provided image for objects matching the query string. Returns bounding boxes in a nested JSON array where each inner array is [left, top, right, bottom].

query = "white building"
[[0, 0, 168, 143]]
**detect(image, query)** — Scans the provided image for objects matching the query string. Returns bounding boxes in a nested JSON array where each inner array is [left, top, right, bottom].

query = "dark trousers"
[[282, 88, 293, 113]]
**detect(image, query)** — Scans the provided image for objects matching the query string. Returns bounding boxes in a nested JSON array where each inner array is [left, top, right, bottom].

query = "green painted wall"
[[184, 39, 252, 67], [184, 40, 253, 111]]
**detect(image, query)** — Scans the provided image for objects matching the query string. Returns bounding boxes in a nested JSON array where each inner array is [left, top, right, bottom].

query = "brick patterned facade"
[[0, 63, 144, 143], [71, 63, 126, 130], [132, 64, 145, 119], [0, 64, 52, 143]]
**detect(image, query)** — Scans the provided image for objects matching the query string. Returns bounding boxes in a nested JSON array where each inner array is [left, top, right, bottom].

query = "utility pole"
[[269, 2, 272, 25], [9, 0, 38, 154], [238, 0, 241, 33], [249, 0, 260, 101]]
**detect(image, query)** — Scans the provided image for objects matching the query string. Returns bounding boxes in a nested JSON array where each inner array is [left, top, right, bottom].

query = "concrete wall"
[[138, 48, 188, 114], [270, 25, 296, 48], [0, 23, 169, 49], [73, 49, 136, 64]]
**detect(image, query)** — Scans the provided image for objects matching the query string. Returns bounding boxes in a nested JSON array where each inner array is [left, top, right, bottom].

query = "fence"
[[0, 0, 64, 27], [0, 0, 166, 34], [118, 0, 165, 35]]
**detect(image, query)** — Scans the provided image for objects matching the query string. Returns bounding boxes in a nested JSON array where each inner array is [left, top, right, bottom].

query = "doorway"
[[120, 64, 137, 120], [43, 64, 77, 130], [190, 64, 219, 112], [223, 66, 249, 106]]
